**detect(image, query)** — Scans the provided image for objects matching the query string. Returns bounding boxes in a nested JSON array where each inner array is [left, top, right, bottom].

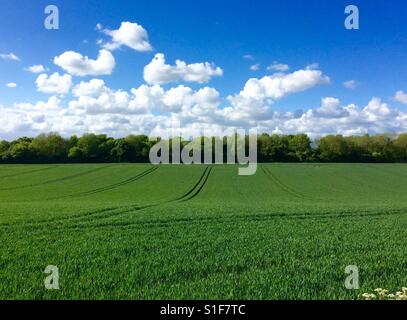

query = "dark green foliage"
[[1, 132, 407, 163], [0, 140, 10, 160], [318, 135, 352, 162], [124, 135, 151, 162], [110, 138, 131, 162], [31, 133, 68, 162]]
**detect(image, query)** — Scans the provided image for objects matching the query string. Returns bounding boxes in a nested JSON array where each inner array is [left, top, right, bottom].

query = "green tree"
[[110, 139, 131, 162], [8, 138, 35, 163], [31, 133, 67, 162], [77, 134, 113, 161], [68, 146, 83, 162], [270, 135, 289, 161], [125, 135, 151, 162], [317, 135, 351, 162], [67, 135, 79, 150], [287, 134, 312, 162], [394, 133, 407, 161], [0, 140, 10, 161], [369, 135, 397, 162]]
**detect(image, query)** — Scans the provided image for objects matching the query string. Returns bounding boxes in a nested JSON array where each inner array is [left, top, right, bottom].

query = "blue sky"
[[1, 0, 407, 139]]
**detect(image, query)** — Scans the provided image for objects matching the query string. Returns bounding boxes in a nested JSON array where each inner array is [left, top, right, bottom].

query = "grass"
[[1, 163, 407, 299]]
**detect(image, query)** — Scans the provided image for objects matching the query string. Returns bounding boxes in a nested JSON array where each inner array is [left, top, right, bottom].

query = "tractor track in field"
[[67, 165, 213, 223], [175, 166, 213, 202], [57, 165, 213, 224], [0, 165, 113, 191], [48, 165, 159, 200], [19, 207, 407, 233], [261, 166, 310, 200], [0, 165, 57, 180], [69, 207, 407, 231], [2, 165, 214, 229], [70, 165, 213, 223]]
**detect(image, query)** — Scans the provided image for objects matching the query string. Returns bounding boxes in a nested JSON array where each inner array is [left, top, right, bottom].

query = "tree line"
[[1, 132, 407, 163]]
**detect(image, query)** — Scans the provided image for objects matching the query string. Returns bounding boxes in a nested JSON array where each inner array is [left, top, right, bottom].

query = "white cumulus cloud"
[[343, 80, 357, 89], [3, 59, 407, 141], [217, 68, 330, 125], [72, 79, 107, 97], [267, 62, 289, 72], [101, 21, 152, 52], [250, 64, 260, 71], [54, 49, 115, 76], [363, 97, 392, 121], [394, 90, 407, 105], [6, 82, 17, 88], [237, 68, 330, 101], [3, 84, 407, 141], [69, 78, 221, 118], [315, 97, 349, 118], [0, 53, 19, 61], [25, 64, 47, 73], [36, 72, 72, 94], [268, 97, 401, 138], [144, 53, 223, 85]]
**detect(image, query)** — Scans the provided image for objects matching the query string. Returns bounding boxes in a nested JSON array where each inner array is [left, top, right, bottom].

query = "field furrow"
[[261, 165, 309, 200], [64, 165, 159, 198], [0, 164, 113, 191]]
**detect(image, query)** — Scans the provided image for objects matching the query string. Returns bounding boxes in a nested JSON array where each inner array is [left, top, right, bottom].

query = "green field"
[[1, 163, 407, 299]]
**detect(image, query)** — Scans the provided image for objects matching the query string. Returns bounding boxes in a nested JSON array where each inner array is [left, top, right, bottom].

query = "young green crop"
[[1, 163, 407, 299]]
